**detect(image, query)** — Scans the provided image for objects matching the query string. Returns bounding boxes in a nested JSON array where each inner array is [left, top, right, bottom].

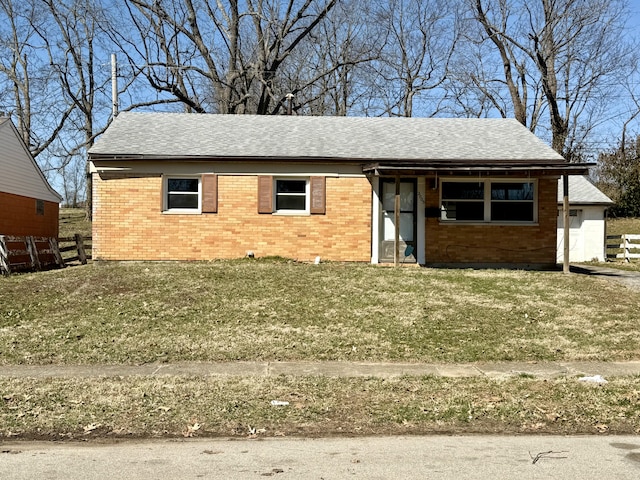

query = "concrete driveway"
[[571, 264, 640, 290]]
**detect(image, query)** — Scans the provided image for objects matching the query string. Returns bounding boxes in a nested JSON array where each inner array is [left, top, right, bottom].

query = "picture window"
[[441, 180, 536, 223]]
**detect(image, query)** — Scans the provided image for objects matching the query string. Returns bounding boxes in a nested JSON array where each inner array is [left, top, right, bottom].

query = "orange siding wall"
[[93, 173, 372, 262], [0, 191, 59, 238], [424, 177, 558, 265]]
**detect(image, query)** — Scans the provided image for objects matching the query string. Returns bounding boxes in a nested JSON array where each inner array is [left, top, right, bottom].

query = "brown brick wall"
[[0, 191, 59, 238], [424, 177, 558, 265], [93, 173, 372, 262]]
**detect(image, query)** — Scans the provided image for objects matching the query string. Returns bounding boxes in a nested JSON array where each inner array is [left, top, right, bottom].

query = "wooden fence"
[[0, 234, 91, 275], [606, 234, 640, 262]]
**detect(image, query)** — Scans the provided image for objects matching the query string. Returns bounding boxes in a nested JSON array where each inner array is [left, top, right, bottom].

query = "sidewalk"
[[1, 360, 640, 379]]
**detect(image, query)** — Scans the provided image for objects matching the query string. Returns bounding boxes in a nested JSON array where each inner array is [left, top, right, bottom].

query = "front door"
[[380, 178, 417, 263]]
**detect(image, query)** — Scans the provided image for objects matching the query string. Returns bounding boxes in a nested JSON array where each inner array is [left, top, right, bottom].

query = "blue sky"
[[39, 2, 640, 200]]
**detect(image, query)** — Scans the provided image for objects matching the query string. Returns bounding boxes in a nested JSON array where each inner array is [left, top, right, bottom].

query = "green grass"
[[2, 260, 640, 365]]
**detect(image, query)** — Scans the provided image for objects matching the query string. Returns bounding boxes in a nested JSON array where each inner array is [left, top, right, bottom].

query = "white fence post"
[[606, 233, 640, 261]]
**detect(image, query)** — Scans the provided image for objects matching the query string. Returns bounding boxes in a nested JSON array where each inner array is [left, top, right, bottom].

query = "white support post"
[[394, 176, 400, 266], [563, 175, 570, 273]]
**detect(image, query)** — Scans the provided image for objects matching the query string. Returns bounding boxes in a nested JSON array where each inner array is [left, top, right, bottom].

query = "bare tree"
[[0, 0, 75, 158], [273, 0, 380, 116], [112, 0, 339, 115], [462, 0, 633, 155], [369, 0, 459, 118], [32, 1, 182, 214], [28, 0, 117, 217]]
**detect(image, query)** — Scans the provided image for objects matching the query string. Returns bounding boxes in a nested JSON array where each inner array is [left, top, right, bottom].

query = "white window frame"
[[440, 178, 537, 224], [274, 177, 310, 215], [163, 175, 202, 214]]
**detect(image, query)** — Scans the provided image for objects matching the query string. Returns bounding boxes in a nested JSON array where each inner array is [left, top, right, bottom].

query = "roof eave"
[[88, 153, 367, 163], [557, 201, 615, 206], [362, 163, 594, 176]]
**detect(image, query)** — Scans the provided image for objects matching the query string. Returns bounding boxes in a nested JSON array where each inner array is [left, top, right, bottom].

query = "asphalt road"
[[1, 435, 639, 479]]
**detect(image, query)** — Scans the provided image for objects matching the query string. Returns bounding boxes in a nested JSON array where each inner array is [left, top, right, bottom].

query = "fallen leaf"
[[183, 420, 202, 438], [595, 423, 609, 433], [83, 423, 102, 434]]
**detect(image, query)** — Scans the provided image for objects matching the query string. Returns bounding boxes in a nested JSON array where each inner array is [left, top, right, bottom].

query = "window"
[[164, 177, 201, 212], [441, 182, 484, 221], [490, 182, 534, 221], [35, 199, 45, 216], [441, 180, 536, 223], [276, 179, 308, 212], [558, 208, 582, 229]]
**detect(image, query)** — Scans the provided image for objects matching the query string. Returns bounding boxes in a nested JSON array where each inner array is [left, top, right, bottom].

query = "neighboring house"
[[88, 113, 591, 268], [557, 176, 613, 262], [0, 117, 62, 238]]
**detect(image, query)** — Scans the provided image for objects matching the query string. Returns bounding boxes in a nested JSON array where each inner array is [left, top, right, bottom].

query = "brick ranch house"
[[88, 113, 591, 268], [0, 116, 62, 238]]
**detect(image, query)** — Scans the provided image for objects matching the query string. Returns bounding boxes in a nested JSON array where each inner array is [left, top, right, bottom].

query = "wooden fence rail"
[[58, 234, 91, 266], [0, 234, 91, 275], [606, 234, 640, 262]]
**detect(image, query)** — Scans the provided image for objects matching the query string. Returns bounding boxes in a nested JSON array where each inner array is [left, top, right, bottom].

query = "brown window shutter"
[[202, 174, 218, 213], [310, 176, 326, 214], [257, 175, 273, 213]]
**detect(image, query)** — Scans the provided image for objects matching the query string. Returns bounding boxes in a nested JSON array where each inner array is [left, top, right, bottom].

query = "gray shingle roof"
[[557, 176, 613, 205], [89, 112, 565, 162]]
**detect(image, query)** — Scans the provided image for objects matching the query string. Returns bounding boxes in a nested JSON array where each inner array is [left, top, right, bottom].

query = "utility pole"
[[285, 93, 294, 115], [111, 53, 118, 117]]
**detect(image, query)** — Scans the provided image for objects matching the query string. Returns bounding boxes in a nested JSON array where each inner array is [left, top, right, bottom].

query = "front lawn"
[[1, 260, 639, 365]]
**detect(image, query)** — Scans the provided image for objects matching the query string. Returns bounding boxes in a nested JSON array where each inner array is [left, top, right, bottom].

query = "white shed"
[[557, 176, 613, 262]]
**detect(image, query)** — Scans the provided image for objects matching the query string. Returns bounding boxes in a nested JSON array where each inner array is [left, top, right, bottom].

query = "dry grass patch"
[[607, 217, 640, 236], [1, 375, 639, 440], [58, 208, 91, 238]]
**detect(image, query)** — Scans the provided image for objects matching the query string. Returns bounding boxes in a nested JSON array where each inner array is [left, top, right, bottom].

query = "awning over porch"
[[362, 161, 593, 177], [366, 161, 594, 272]]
